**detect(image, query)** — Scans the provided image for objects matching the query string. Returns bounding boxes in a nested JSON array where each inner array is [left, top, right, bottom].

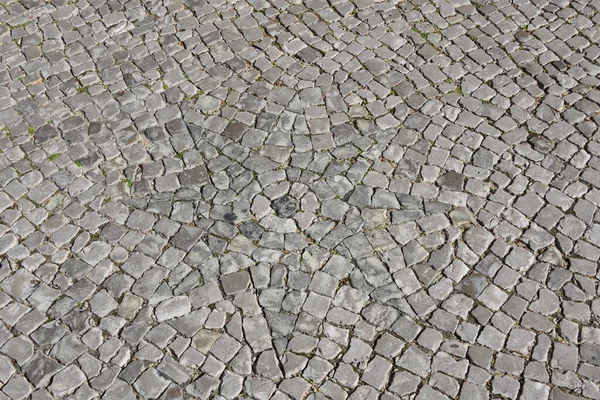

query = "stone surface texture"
[[0, 0, 600, 398]]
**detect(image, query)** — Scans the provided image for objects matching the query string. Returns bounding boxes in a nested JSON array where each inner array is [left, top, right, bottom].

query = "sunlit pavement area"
[[1, 0, 600, 398]]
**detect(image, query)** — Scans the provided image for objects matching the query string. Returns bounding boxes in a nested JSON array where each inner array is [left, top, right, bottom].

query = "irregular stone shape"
[[397, 346, 430, 378], [102, 380, 136, 400], [520, 380, 549, 399], [255, 350, 283, 381], [171, 226, 203, 251], [239, 221, 264, 240], [50, 334, 87, 364], [191, 330, 221, 353], [2, 375, 33, 399], [190, 282, 223, 308], [361, 303, 398, 329], [389, 371, 421, 396], [221, 271, 251, 295], [133, 368, 170, 399], [1, 270, 39, 301], [89, 290, 118, 317], [279, 377, 311, 400], [1, 336, 34, 366], [416, 385, 450, 400], [437, 171, 465, 190], [223, 212, 237, 222], [271, 195, 297, 218], [581, 344, 600, 366], [456, 273, 488, 299], [155, 296, 192, 322], [530, 289, 560, 315], [178, 165, 209, 187], [34, 124, 59, 144], [186, 374, 220, 399], [242, 317, 272, 352], [362, 355, 393, 390], [211, 334, 242, 363], [464, 227, 494, 255], [0, 233, 17, 255], [48, 365, 86, 396]]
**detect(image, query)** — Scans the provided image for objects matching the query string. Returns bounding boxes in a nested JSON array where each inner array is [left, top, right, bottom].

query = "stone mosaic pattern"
[[0, 0, 600, 398]]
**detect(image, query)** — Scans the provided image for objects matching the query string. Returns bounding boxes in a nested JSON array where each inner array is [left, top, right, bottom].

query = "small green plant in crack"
[[412, 27, 428, 40], [75, 161, 83, 168], [183, 89, 204, 101], [48, 153, 61, 161], [77, 86, 89, 94], [28, 127, 35, 135]]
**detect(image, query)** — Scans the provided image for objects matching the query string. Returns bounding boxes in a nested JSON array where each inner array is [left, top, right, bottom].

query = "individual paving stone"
[[239, 221, 263, 240], [1, 270, 39, 301], [495, 352, 525, 375], [221, 271, 251, 295], [437, 171, 465, 191], [456, 273, 488, 299], [50, 335, 87, 364], [178, 166, 209, 187], [126, 210, 156, 232], [361, 303, 398, 330], [279, 377, 311, 400], [190, 282, 223, 308], [271, 195, 297, 218], [134, 369, 170, 399], [242, 317, 272, 353], [389, 371, 420, 396], [155, 296, 191, 322], [361, 355, 393, 390], [34, 125, 59, 144], [397, 346, 430, 378], [47, 365, 86, 396], [492, 375, 520, 400], [89, 290, 118, 318], [478, 284, 508, 311], [505, 247, 535, 272], [210, 334, 242, 363], [521, 380, 550, 399], [464, 227, 494, 255], [1, 336, 34, 366], [551, 343, 579, 372], [2, 374, 33, 399], [415, 385, 450, 400]]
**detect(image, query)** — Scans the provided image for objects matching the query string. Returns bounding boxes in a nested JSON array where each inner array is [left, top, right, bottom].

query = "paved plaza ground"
[[1, 0, 600, 398]]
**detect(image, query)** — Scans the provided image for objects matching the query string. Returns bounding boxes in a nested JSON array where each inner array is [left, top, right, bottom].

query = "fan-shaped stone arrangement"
[[1, 0, 600, 398]]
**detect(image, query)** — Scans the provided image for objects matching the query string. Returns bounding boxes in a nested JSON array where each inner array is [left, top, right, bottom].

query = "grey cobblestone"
[[0, 0, 598, 398]]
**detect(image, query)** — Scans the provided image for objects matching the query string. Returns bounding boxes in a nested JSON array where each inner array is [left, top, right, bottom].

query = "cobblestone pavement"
[[0, 0, 600, 398]]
